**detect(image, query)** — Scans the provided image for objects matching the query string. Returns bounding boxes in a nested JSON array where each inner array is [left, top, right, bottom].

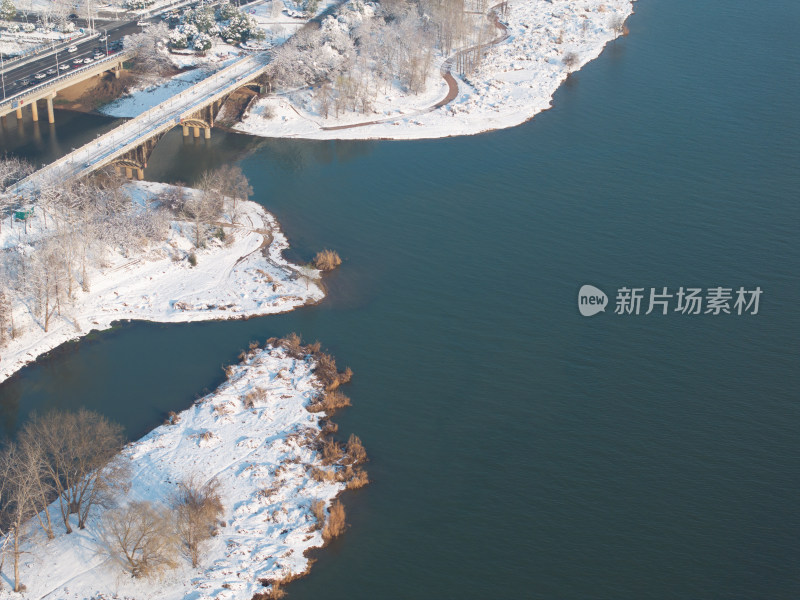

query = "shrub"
[[283, 332, 303, 356], [311, 467, 336, 483], [313, 249, 342, 271], [563, 51, 580, 70], [165, 411, 181, 425], [253, 580, 287, 599], [188, 251, 197, 266], [346, 434, 367, 464], [321, 438, 342, 465], [323, 501, 346, 540], [347, 468, 369, 489], [94, 501, 180, 578], [321, 419, 338, 434], [173, 477, 224, 568], [244, 387, 267, 408], [314, 353, 340, 389], [310, 499, 326, 530], [307, 390, 351, 414], [324, 390, 352, 412]]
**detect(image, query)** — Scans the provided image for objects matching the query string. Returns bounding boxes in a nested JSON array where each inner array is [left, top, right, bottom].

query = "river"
[[1, 0, 799, 597]]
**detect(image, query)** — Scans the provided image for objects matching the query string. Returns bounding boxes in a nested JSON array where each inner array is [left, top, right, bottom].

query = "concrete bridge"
[[0, 52, 129, 124], [10, 52, 270, 195]]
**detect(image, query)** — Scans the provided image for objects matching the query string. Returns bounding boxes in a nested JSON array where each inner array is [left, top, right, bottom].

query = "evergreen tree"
[[0, 0, 17, 21]]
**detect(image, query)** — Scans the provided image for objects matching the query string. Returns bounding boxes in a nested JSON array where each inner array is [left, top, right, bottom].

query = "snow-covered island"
[[0, 179, 326, 385], [0, 336, 367, 599]]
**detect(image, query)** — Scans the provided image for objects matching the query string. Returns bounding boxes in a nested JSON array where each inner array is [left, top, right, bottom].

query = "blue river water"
[[1, 0, 799, 597]]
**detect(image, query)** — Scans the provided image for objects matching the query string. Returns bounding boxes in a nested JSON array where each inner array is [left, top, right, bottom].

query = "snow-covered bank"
[[235, 0, 635, 140], [0, 341, 365, 599], [0, 182, 325, 385], [99, 67, 218, 118]]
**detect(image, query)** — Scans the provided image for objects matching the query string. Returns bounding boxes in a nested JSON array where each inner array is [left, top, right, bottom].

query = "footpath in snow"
[[0, 338, 367, 600], [0, 182, 325, 385], [235, 0, 635, 140]]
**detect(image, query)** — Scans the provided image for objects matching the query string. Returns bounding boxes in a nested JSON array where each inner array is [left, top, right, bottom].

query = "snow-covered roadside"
[[235, 0, 635, 140], [0, 181, 325, 385], [0, 341, 364, 600]]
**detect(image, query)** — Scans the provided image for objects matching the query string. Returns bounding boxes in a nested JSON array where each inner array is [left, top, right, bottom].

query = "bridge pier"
[[125, 166, 133, 179], [182, 125, 189, 136], [204, 127, 210, 139], [31, 100, 38, 122], [15, 107, 22, 119], [193, 126, 200, 138], [136, 168, 144, 180], [47, 96, 55, 124]]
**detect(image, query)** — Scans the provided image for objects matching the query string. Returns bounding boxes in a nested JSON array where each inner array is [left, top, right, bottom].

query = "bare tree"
[[22, 409, 128, 533], [183, 179, 224, 249], [94, 501, 179, 578], [0, 442, 39, 592], [172, 477, 224, 568], [610, 14, 627, 37], [214, 166, 252, 225], [0, 287, 12, 348], [124, 23, 173, 83], [16, 434, 56, 540], [562, 51, 580, 71], [22, 236, 69, 333], [0, 157, 33, 235]]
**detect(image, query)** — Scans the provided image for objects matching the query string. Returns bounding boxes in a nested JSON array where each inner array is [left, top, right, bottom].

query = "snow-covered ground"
[[235, 0, 636, 140], [100, 66, 220, 117], [0, 26, 76, 57], [0, 342, 357, 599], [0, 181, 325, 385]]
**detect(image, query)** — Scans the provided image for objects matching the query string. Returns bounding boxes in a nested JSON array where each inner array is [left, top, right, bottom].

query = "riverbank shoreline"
[[0, 181, 325, 386], [84, 0, 635, 142], [235, 0, 635, 140], [0, 338, 367, 599]]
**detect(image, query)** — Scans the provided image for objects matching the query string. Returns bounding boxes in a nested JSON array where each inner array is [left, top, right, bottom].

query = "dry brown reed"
[[313, 249, 342, 271], [346, 434, 367, 464], [322, 501, 346, 540]]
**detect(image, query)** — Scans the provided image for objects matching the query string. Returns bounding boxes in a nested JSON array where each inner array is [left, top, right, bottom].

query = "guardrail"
[[0, 50, 130, 112], [1, 31, 96, 69]]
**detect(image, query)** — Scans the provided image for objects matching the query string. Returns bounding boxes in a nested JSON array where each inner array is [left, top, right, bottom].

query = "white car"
[[83, 57, 93, 63], [34, 72, 46, 79], [93, 53, 103, 60], [67, 45, 77, 52], [73, 57, 84, 64], [59, 64, 70, 70], [137, 20, 150, 27]]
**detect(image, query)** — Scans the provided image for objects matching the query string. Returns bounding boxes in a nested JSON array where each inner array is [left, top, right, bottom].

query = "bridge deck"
[[11, 52, 270, 197]]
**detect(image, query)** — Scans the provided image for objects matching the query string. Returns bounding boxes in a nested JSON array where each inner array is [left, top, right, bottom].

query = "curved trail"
[[320, 4, 509, 131]]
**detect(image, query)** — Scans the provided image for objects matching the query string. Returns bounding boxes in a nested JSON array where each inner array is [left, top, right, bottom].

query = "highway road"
[[0, 18, 151, 101]]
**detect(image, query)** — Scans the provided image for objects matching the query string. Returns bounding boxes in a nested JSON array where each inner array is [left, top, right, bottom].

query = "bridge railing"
[[12, 52, 270, 195], [82, 54, 269, 173], [0, 50, 131, 112]]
